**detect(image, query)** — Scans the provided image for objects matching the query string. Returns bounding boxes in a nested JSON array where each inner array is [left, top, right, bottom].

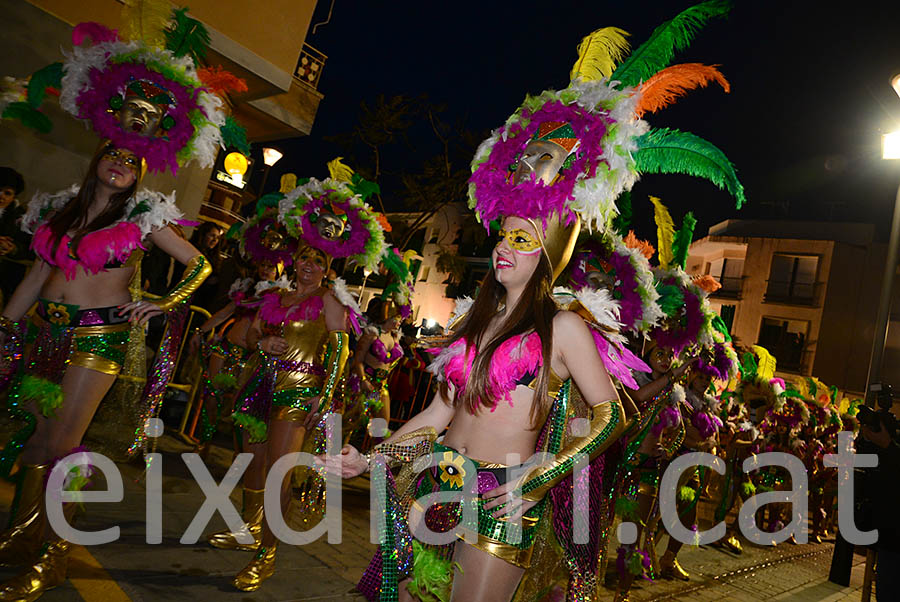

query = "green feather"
[[349, 173, 380, 202], [1, 102, 53, 133], [232, 412, 268, 444], [612, 0, 732, 87], [655, 283, 684, 317], [27, 62, 63, 109], [671, 211, 696, 269], [407, 541, 456, 602], [381, 250, 410, 281], [20, 375, 63, 418], [740, 480, 756, 500], [211, 373, 238, 391], [612, 190, 633, 237], [635, 127, 746, 209], [740, 352, 758, 381], [677, 485, 697, 505], [225, 222, 242, 239], [255, 192, 285, 216], [220, 116, 251, 156], [615, 496, 640, 520], [710, 315, 731, 341], [164, 7, 211, 62]]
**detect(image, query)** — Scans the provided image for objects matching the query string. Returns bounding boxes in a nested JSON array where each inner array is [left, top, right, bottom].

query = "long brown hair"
[[47, 144, 137, 256], [448, 254, 558, 428]]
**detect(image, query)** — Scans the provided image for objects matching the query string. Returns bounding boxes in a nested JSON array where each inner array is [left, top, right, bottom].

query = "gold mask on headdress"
[[117, 97, 164, 136], [511, 127, 581, 283], [315, 205, 347, 241]]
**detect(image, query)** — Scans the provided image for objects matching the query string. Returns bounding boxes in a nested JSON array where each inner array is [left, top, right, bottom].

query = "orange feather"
[[198, 66, 248, 95], [624, 230, 656, 260], [635, 63, 730, 118], [692, 274, 722, 294]]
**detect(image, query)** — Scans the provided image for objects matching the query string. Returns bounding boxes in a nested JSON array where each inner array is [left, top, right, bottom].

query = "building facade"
[[688, 219, 897, 395]]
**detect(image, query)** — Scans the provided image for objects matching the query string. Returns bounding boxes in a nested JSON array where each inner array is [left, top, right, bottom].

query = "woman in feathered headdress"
[[0, 6, 254, 597], [205, 160, 386, 592], [188, 208, 297, 458], [320, 2, 743, 600]]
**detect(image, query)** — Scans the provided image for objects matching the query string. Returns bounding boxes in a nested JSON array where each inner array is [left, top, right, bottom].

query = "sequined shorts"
[[412, 442, 543, 568], [29, 299, 130, 376], [271, 385, 322, 421]]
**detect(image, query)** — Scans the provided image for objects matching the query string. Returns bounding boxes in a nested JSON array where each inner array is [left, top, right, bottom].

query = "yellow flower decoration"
[[438, 451, 466, 489], [47, 303, 71, 326]]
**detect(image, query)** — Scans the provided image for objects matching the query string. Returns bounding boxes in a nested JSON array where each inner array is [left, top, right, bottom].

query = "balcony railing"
[[763, 280, 822, 306], [294, 43, 327, 90]]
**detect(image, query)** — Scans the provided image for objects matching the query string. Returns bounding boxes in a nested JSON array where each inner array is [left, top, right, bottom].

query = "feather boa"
[[228, 277, 254, 301], [257, 291, 323, 326], [254, 275, 293, 297], [651, 403, 682, 437]]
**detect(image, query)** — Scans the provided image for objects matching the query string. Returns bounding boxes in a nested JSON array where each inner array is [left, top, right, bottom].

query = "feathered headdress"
[[275, 159, 388, 271], [3, 4, 249, 174], [468, 1, 744, 240]]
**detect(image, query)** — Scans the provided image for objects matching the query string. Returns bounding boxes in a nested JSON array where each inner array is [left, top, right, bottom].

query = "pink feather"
[[72, 22, 119, 47]]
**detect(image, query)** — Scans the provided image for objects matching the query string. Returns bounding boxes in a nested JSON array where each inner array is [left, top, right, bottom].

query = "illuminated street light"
[[262, 147, 283, 167], [884, 130, 900, 160]]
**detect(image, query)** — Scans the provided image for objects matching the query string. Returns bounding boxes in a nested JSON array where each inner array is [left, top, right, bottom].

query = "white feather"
[[670, 383, 686, 405], [427, 344, 464, 382], [229, 277, 253, 297], [445, 296, 473, 333], [255, 274, 293, 295], [331, 277, 362, 315], [22, 184, 80, 233], [571, 286, 623, 333], [129, 190, 183, 239]]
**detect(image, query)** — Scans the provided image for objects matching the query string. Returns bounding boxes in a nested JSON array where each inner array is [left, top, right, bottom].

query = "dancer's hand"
[[314, 444, 368, 478], [303, 396, 323, 429], [672, 356, 699, 379], [0, 236, 15, 256], [118, 300, 164, 325], [482, 481, 540, 521], [259, 335, 288, 355]]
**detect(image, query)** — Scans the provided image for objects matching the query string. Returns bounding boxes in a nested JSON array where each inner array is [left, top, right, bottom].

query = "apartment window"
[[428, 229, 440, 244], [757, 317, 808, 372], [720, 304, 736, 332], [765, 254, 818, 303], [420, 266, 431, 282], [708, 258, 744, 296]]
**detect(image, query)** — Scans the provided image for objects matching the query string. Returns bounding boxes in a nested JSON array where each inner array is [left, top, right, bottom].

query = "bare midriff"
[[226, 316, 253, 347], [40, 265, 134, 308], [441, 384, 543, 465]]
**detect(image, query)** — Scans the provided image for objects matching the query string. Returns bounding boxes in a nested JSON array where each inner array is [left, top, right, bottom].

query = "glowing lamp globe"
[[224, 152, 249, 176]]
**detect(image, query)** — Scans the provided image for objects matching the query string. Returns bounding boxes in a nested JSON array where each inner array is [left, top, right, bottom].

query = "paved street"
[[0, 434, 875, 601]]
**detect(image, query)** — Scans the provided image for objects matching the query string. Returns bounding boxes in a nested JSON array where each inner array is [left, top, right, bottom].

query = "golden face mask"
[[116, 97, 164, 136], [100, 147, 141, 176], [496, 228, 542, 255]]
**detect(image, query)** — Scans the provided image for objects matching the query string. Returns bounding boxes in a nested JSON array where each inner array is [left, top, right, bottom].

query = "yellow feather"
[[120, 0, 171, 49], [279, 173, 297, 194], [327, 157, 354, 183], [751, 345, 777, 382], [650, 196, 675, 269], [570, 27, 631, 83]]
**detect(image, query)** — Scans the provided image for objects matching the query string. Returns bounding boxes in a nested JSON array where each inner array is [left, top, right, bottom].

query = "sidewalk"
[[0, 434, 879, 601]]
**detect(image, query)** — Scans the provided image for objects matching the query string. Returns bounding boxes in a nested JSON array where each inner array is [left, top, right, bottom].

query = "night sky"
[[251, 1, 900, 244]]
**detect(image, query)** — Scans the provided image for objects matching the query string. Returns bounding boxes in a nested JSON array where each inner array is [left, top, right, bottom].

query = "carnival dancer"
[[207, 165, 385, 592], [0, 6, 247, 598], [321, 3, 745, 599], [0, 144, 210, 600], [344, 250, 415, 444], [189, 210, 297, 457], [612, 342, 692, 601]]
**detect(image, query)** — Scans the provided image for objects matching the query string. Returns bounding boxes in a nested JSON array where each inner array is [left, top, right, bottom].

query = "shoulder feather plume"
[[569, 27, 631, 82], [650, 196, 675, 269], [635, 63, 730, 118]]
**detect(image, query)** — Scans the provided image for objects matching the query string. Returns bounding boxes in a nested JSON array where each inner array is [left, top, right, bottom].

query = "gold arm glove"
[[152, 254, 213, 311], [319, 330, 349, 412], [521, 395, 625, 502]]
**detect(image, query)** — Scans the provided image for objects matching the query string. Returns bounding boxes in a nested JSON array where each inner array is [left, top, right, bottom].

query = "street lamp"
[[259, 147, 283, 196], [864, 74, 900, 404]]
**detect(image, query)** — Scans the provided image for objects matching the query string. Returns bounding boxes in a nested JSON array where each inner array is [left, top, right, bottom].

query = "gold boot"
[[233, 543, 277, 592], [0, 464, 49, 567], [208, 488, 264, 551], [659, 550, 690, 581], [0, 539, 70, 601]]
